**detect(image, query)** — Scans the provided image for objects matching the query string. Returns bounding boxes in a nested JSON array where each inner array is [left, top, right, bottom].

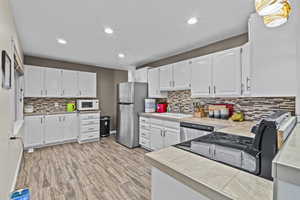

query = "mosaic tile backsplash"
[[167, 90, 295, 121], [24, 98, 77, 113]]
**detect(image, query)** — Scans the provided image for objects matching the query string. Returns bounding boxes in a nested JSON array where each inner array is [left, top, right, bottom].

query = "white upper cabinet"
[[61, 70, 78, 97], [212, 47, 242, 97], [135, 68, 149, 83], [241, 43, 251, 96], [44, 68, 61, 97], [173, 61, 191, 90], [78, 71, 97, 97], [190, 55, 213, 97], [24, 65, 44, 97], [148, 68, 167, 98], [159, 65, 173, 91]]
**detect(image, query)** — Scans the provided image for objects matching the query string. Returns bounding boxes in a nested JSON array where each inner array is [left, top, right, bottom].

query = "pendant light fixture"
[[255, 0, 292, 28], [263, 1, 291, 27]]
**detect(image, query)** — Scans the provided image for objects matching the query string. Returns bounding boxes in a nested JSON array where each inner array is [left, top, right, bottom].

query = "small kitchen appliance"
[[100, 116, 111, 137], [67, 102, 76, 112], [77, 99, 99, 111], [145, 99, 156, 113], [156, 103, 168, 113], [175, 111, 297, 180]]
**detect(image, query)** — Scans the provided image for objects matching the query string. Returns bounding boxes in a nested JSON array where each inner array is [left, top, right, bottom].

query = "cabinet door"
[[212, 48, 242, 97], [241, 43, 251, 96], [24, 65, 44, 97], [190, 56, 213, 97], [44, 68, 61, 97], [164, 128, 180, 147], [63, 114, 78, 141], [62, 70, 78, 97], [150, 125, 164, 151], [159, 65, 173, 91], [24, 116, 44, 148], [135, 68, 148, 83], [78, 72, 97, 97], [148, 68, 167, 98], [44, 115, 64, 144], [173, 61, 191, 90]]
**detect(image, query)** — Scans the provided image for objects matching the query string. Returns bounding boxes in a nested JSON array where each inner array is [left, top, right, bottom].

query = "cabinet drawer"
[[140, 137, 150, 148], [80, 125, 99, 133], [139, 117, 149, 124], [139, 129, 150, 139], [140, 123, 150, 130], [164, 121, 180, 130], [150, 118, 162, 126], [80, 132, 99, 140], [79, 113, 100, 120], [81, 119, 100, 126]]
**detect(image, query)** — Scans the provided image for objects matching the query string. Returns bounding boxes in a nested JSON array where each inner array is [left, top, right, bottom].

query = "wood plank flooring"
[[16, 137, 151, 200]]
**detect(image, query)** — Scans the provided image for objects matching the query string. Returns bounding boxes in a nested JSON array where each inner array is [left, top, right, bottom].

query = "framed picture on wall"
[[1, 50, 12, 89]]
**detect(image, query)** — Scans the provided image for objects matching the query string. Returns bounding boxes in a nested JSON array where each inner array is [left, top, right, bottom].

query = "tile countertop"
[[273, 123, 300, 185], [143, 113, 272, 200], [24, 110, 100, 116], [146, 147, 273, 200]]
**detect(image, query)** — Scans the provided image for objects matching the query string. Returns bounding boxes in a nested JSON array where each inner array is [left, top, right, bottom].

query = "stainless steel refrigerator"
[[116, 82, 148, 148]]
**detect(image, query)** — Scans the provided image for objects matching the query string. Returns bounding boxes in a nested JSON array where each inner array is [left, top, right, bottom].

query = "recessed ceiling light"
[[104, 27, 114, 34], [118, 53, 125, 58], [57, 38, 67, 45], [187, 17, 198, 25]]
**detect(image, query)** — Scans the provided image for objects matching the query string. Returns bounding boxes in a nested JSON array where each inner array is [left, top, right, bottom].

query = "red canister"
[[156, 104, 168, 113]]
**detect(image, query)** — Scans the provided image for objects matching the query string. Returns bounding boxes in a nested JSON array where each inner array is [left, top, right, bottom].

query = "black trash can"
[[100, 116, 111, 137]]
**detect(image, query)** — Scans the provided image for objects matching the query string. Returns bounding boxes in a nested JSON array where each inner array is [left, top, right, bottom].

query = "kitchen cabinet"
[[150, 125, 165, 150], [63, 114, 78, 141], [164, 128, 180, 147], [24, 113, 79, 149], [148, 68, 167, 98], [212, 47, 241, 97], [190, 55, 213, 97], [78, 71, 97, 97], [61, 70, 78, 97], [173, 61, 191, 90], [159, 65, 173, 91], [44, 115, 64, 144], [24, 115, 44, 148], [135, 67, 149, 83], [44, 68, 61, 97], [24, 65, 44, 97], [241, 43, 251, 96]]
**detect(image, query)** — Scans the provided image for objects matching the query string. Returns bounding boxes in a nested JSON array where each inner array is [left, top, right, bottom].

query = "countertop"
[[24, 110, 100, 116], [273, 123, 300, 185], [144, 113, 272, 200]]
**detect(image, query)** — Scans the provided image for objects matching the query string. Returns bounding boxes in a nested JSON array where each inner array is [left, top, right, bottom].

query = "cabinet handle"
[[213, 86, 216, 94], [58, 116, 61, 122], [40, 117, 43, 124], [208, 86, 211, 94], [246, 77, 251, 91], [41, 90, 43, 96], [45, 90, 48, 96]]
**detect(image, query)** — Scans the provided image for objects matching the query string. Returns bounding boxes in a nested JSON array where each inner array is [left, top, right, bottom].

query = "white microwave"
[[77, 99, 99, 111]]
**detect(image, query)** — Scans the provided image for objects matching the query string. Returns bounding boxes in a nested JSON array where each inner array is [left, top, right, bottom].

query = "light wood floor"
[[16, 137, 151, 200]]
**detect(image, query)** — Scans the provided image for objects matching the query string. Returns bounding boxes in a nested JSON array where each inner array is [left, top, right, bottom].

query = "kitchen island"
[[144, 114, 273, 200]]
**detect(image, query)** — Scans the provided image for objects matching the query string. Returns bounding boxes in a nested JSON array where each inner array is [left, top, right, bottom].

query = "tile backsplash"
[[24, 98, 77, 114], [167, 90, 295, 121]]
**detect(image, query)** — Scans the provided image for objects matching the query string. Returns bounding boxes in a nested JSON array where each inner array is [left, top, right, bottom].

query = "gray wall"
[[24, 56, 128, 129], [138, 33, 248, 68]]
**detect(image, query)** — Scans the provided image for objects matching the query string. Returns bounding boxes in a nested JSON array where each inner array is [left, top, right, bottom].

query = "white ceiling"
[[10, 0, 255, 70]]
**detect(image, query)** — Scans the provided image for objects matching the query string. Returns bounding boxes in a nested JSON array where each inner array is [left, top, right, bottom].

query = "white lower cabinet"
[[24, 116, 44, 148], [139, 117, 180, 151], [24, 113, 78, 149], [78, 112, 100, 143]]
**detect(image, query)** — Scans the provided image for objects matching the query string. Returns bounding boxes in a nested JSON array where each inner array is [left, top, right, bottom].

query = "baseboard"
[[110, 130, 116, 135], [11, 143, 23, 193]]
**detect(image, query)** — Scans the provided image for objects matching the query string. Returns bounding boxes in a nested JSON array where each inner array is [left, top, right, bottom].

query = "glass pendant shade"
[[255, 0, 286, 16], [263, 1, 291, 28]]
